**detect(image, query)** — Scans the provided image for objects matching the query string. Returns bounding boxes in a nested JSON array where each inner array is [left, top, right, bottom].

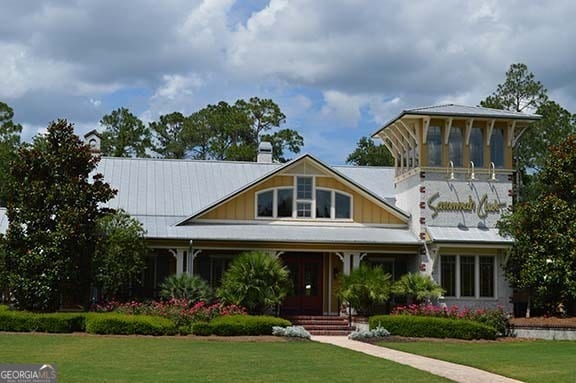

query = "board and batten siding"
[[198, 174, 404, 225]]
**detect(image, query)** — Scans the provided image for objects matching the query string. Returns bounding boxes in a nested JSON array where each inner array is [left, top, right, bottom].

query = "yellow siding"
[[199, 173, 404, 224], [200, 176, 293, 220]]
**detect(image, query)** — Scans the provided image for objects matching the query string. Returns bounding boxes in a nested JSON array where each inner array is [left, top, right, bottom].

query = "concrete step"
[[308, 330, 352, 336]]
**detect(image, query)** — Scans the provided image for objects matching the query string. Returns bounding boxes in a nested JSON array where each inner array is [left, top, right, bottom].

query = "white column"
[[169, 249, 185, 276], [187, 249, 202, 276]]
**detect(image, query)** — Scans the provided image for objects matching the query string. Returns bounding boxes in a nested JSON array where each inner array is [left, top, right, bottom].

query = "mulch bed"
[[511, 317, 576, 329]]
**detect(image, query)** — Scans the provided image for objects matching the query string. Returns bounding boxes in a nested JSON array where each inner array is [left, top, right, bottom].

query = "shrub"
[[369, 315, 497, 340], [392, 304, 509, 336], [272, 325, 311, 339], [392, 273, 445, 304], [210, 315, 291, 336], [336, 264, 392, 315], [159, 274, 213, 302], [192, 322, 213, 336], [0, 310, 85, 333], [85, 313, 177, 335], [217, 251, 290, 315], [348, 326, 390, 340], [92, 299, 246, 328]]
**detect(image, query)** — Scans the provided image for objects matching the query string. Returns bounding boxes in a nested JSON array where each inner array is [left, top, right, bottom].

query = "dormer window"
[[256, 176, 352, 220]]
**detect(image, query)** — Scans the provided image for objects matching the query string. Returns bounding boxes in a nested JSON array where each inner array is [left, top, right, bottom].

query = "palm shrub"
[[392, 272, 445, 304], [217, 251, 290, 315], [336, 264, 392, 316], [160, 274, 213, 303]]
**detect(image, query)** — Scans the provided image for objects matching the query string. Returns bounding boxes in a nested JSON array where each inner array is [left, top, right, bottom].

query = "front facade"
[[0, 103, 539, 315]]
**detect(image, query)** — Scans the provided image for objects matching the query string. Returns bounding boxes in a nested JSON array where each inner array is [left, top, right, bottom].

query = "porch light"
[[489, 162, 497, 181], [468, 161, 476, 180]]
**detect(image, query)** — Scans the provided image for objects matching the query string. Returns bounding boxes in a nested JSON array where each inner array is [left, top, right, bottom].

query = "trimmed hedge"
[[369, 315, 497, 340], [85, 313, 177, 336], [193, 315, 291, 336], [0, 310, 85, 333]]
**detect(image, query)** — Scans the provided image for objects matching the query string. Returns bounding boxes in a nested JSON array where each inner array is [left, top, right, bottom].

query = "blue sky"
[[1, 1, 575, 164]]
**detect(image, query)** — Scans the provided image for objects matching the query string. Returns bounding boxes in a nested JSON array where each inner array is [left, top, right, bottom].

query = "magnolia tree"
[[3, 120, 116, 311], [498, 135, 576, 315]]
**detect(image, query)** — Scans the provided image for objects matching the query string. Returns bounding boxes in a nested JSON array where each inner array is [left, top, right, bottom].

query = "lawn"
[[0, 334, 452, 383], [378, 339, 576, 383]]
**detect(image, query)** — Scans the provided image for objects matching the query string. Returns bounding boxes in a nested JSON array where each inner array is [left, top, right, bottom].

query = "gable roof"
[[96, 156, 399, 221], [372, 103, 541, 138], [177, 153, 409, 225]]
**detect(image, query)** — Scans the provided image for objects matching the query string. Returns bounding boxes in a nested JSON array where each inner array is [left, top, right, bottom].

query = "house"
[[3, 103, 540, 315]]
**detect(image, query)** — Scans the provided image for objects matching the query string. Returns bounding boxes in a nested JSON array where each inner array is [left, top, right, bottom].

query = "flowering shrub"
[[392, 304, 509, 336], [92, 299, 246, 327]]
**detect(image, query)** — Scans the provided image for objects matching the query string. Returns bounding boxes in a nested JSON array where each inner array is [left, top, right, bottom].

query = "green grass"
[[378, 339, 576, 383], [0, 334, 451, 383]]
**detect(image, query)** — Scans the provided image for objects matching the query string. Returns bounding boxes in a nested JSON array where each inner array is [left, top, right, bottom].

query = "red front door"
[[281, 253, 323, 315]]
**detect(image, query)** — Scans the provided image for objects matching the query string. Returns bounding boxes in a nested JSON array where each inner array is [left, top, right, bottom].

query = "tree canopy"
[[3, 120, 116, 311], [346, 136, 394, 166], [480, 63, 575, 200], [498, 135, 576, 315], [0, 102, 22, 206], [100, 107, 152, 157]]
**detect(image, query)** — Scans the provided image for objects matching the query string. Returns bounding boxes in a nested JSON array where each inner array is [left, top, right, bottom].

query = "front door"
[[281, 253, 323, 315]]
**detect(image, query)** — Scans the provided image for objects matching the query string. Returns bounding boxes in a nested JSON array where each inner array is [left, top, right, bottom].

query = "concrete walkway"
[[312, 336, 525, 383]]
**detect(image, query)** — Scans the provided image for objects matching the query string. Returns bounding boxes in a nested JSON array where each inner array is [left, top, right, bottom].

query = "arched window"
[[490, 128, 504, 168], [449, 127, 463, 167], [470, 127, 484, 168], [427, 126, 442, 166]]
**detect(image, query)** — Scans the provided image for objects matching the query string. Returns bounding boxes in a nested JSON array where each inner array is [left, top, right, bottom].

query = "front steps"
[[287, 315, 354, 336]]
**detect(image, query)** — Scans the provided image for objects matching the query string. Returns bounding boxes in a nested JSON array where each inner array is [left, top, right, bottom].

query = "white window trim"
[[439, 254, 497, 299], [254, 177, 353, 221]]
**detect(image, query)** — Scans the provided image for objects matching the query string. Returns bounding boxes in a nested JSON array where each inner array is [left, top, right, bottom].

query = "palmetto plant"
[[336, 264, 392, 316], [159, 274, 213, 303], [217, 251, 290, 315], [392, 273, 445, 304]]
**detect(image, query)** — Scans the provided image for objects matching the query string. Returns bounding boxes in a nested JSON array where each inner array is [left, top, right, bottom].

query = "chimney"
[[83, 130, 101, 154], [257, 141, 273, 163]]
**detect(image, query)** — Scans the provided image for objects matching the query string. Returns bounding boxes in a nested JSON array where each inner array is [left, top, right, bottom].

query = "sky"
[[1, 0, 575, 164]]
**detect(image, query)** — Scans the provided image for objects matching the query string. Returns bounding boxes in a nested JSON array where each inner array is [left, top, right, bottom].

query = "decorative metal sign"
[[427, 192, 506, 219]]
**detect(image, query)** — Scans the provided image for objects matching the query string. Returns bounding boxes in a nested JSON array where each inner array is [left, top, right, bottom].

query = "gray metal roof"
[[427, 226, 512, 245], [334, 165, 396, 200], [0, 208, 7, 234], [97, 157, 280, 217], [97, 156, 399, 219], [372, 103, 541, 138], [134, 215, 419, 244]]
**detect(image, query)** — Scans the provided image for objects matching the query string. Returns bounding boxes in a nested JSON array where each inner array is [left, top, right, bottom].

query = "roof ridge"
[[100, 156, 284, 166]]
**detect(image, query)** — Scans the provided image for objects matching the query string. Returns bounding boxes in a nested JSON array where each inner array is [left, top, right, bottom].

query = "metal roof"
[[96, 156, 399, 220], [0, 208, 6, 234], [97, 157, 280, 217], [372, 103, 541, 138], [427, 226, 513, 245], [134, 215, 419, 244]]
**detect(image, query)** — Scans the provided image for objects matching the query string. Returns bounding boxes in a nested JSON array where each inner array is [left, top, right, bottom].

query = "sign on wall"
[[427, 192, 507, 219]]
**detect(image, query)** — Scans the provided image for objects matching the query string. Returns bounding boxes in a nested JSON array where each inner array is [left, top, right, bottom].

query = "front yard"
[[378, 338, 576, 383], [0, 333, 451, 383]]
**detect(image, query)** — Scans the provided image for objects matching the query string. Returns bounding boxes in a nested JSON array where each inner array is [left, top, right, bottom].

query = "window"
[[277, 188, 293, 217], [470, 127, 484, 167], [335, 192, 351, 219], [427, 126, 442, 166], [479, 256, 495, 297], [440, 255, 496, 298], [316, 189, 331, 218], [257, 190, 273, 217], [449, 127, 463, 167], [490, 128, 504, 168], [440, 255, 456, 297], [256, 178, 353, 220], [297, 177, 313, 199], [460, 256, 475, 297]]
